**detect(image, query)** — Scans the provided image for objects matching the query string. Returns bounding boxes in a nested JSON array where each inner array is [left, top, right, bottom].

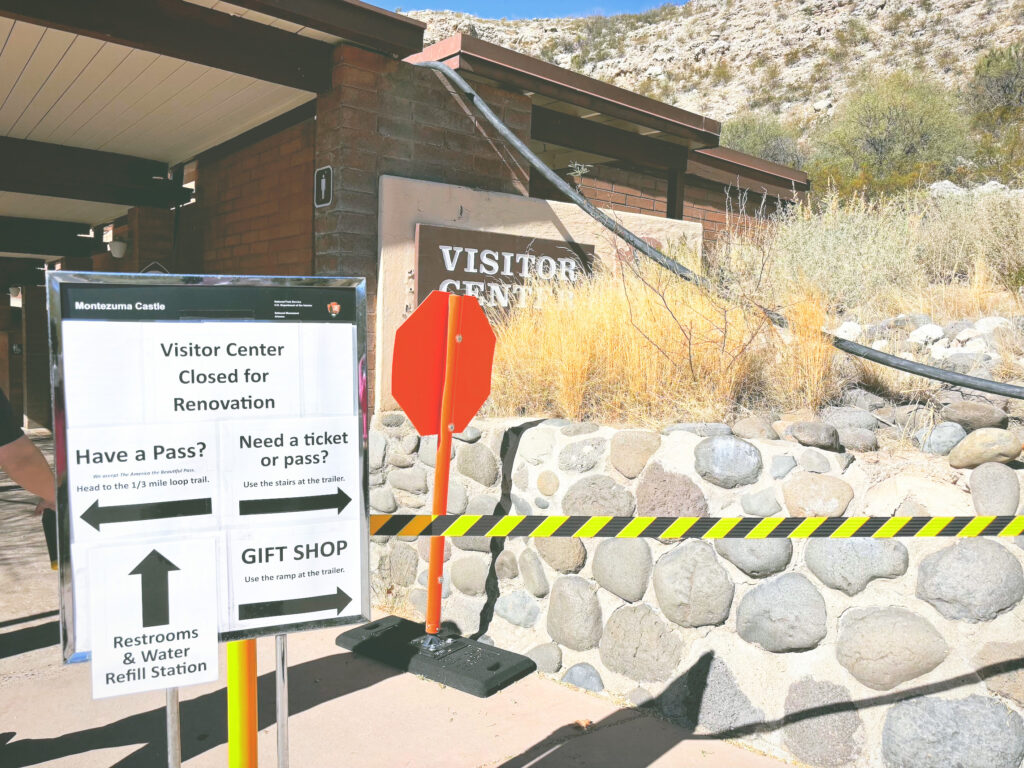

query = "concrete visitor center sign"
[[47, 273, 369, 699]]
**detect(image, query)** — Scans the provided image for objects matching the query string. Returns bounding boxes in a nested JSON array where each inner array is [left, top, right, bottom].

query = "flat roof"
[[408, 34, 720, 149], [689, 147, 810, 197]]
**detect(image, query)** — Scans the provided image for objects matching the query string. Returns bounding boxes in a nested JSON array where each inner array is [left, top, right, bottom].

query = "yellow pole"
[[227, 639, 258, 768]]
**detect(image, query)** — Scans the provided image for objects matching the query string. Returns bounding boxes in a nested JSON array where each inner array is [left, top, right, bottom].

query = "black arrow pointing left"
[[130, 550, 179, 628], [238, 587, 351, 621], [81, 497, 212, 531], [238, 487, 351, 516]]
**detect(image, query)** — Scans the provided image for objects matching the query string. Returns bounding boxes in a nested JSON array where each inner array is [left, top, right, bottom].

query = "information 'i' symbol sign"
[[392, 290, 496, 637]]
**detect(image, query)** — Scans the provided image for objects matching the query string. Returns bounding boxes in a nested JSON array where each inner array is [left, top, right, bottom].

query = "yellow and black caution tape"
[[370, 514, 1024, 540]]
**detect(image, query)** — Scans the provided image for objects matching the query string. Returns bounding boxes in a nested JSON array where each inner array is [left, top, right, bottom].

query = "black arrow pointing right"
[[238, 587, 351, 621], [238, 487, 351, 516], [130, 550, 179, 628], [81, 497, 212, 531]]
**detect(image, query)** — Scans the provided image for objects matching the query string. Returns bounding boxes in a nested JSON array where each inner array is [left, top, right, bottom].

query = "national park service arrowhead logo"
[[326, 301, 341, 317]]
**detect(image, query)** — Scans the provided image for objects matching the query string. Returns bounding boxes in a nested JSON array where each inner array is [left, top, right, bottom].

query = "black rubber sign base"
[[336, 615, 535, 698]]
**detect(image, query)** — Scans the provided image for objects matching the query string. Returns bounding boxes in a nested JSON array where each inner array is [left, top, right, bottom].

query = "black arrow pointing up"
[[81, 498, 212, 531], [238, 587, 351, 621], [130, 550, 179, 628], [238, 487, 351, 516]]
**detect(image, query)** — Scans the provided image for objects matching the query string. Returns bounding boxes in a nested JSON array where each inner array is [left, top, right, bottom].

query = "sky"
[[395, 0, 677, 20]]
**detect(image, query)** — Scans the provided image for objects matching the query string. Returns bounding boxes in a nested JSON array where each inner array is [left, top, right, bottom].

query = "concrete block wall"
[[368, 413, 1024, 768]]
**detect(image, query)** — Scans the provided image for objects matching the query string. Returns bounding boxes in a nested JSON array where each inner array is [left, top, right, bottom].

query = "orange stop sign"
[[391, 291, 496, 436]]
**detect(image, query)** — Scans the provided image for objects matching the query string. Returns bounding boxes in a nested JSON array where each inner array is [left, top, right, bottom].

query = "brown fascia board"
[[408, 34, 720, 148], [692, 146, 810, 191], [222, 0, 425, 58], [684, 159, 805, 201]]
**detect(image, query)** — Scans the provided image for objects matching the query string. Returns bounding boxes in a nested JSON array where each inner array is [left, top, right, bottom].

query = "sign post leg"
[[166, 687, 181, 768], [275, 634, 289, 768], [228, 639, 258, 768], [425, 293, 463, 637]]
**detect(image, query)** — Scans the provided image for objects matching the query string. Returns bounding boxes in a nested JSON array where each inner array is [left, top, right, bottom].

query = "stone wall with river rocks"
[[368, 410, 1024, 768]]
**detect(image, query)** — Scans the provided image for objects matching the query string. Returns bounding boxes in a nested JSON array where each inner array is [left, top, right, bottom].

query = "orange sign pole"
[[425, 293, 463, 635]]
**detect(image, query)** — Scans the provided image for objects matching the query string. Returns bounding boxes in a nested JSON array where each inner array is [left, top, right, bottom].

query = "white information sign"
[[88, 537, 219, 698], [48, 275, 368, 698]]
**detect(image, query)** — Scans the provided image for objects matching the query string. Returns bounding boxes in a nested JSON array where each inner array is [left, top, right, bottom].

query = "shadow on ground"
[[0, 620, 59, 659], [494, 651, 1024, 767], [0, 652, 400, 767], [3, 639, 1024, 767]]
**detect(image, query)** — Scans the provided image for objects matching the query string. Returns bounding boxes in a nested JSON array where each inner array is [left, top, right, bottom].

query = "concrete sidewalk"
[[0, 474, 793, 768]]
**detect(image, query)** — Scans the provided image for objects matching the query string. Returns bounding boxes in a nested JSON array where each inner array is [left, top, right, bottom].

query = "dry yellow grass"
[[769, 289, 841, 411], [486, 264, 837, 425]]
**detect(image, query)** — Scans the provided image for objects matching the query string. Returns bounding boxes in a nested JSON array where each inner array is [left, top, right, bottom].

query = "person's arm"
[[0, 435, 55, 507]]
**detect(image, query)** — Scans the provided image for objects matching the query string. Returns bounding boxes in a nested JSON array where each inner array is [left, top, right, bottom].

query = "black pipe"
[[414, 60, 1024, 402]]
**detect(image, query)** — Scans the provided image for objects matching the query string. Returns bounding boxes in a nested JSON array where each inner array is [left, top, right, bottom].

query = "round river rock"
[[693, 435, 763, 488], [948, 428, 1021, 469], [653, 541, 734, 627], [636, 462, 708, 517], [562, 475, 636, 517], [789, 421, 841, 451], [609, 430, 661, 479], [882, 695, 1024, 768], [535, 538, 587, 574], [941, 400, 1009, 432], [557, 437, 606, 472], [782, 473, 854, 517], [715, 538, 792, 578], [783, 678, 863, 767], [970, 462, 1020, 516], [805, 538, 909, 595], [599, 604, 683, 682], [917, 539, 1024, 622], [836, 607, 948, 690], [736, 573, 827, 652], [546, 576, 602, 650], [593, 538, 652, 602]]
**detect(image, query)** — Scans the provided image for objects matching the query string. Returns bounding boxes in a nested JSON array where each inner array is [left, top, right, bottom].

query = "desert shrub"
[[835, 18, 870, 48], [721, 111, 806, 168], [808, 72, 969, 195], [710, 58, 733, 84], [714, 189, 1024, 319], [882, 4, 915, 33], [965, 44, 1024, 182]]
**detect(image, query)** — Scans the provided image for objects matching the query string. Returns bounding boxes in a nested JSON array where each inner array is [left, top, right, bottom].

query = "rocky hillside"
[[407, 0, 1024, 124]]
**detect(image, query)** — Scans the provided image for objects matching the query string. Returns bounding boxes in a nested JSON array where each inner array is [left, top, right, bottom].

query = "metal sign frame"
[[47, 272, 370, 663]]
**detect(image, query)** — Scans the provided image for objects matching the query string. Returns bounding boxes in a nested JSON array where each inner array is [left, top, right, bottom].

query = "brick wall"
[[569, 166, 668, 217], [196, 119, 315, 276], [314, 43, 532, 401], [556, 165, 775, 249], [679, 181, 774, 246], [92, 207, 174, 274]]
